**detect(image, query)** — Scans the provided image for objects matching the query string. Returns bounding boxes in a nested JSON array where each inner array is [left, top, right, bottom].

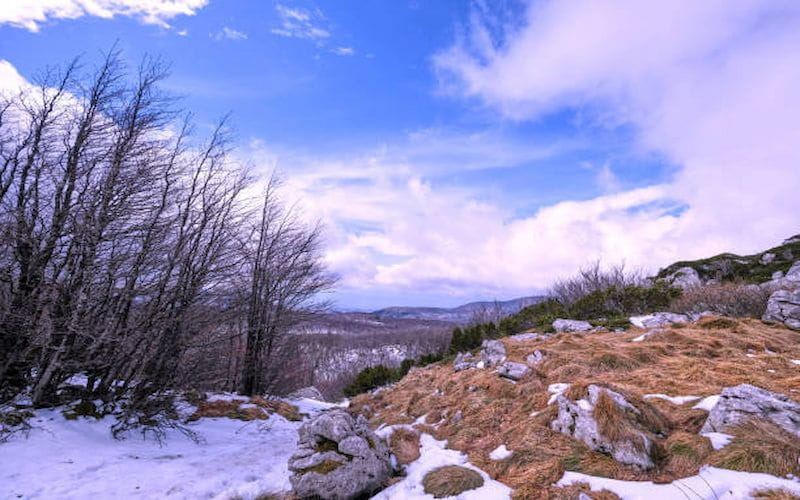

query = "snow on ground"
[[0, 397, 336, 500], [693, 395, 720, 411], [792, 359, 800, 365], [373, 433, 511, 500], [558, 466, 800, 499], [644, 394, 701, 405], [489, 444, 513, 461], [702, 432, 733, 450]]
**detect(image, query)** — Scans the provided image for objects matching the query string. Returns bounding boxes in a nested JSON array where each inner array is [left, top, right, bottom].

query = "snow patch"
[[644, 394, 701, 405], [702, 432, 733, 450], [791, 359, 800, 365], [693, 395, 720, 411], [557, 465, 800, 499], [489, 444, 513, 461], [373, 433, 511, 499]]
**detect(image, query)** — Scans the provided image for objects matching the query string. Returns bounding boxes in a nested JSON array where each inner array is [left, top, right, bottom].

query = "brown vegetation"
[[709, 419, 800, 476], [422, 465, 484, 498], [389, 427, 422, 465], [350, 316, 800, 497]]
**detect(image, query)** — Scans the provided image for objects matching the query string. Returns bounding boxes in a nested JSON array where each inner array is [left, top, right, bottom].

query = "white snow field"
[[0, 397, 336, 499]]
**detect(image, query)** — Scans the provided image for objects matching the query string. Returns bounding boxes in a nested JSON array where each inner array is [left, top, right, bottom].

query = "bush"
[[448, 322, 499, 354], [670, 282, 772, 318], [551, 262, 646, 304], [568, 282, 680, 319]]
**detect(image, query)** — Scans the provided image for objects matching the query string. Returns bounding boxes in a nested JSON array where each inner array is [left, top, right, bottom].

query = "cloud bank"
[[0, 0, 208, 31]]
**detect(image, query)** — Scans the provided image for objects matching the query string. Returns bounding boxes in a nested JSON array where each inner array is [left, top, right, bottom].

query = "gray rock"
[[665, 266, 702, 290], [526, 350, 545, 366], [480, 339, 507, 367], [687, 311, 715, 322], [773, 271, 785, 280], [288, 386, 325, 401], [761, 252, 777, 265], [763, 289, 800, 330], [629, 312, 689, 329], [551, 385, 661, 469], [701, 384, 800, 438], [451, 410, 463, 424], [508, 332, 549, 342], [453, 352, 478, 372], [497, 361, 530, 381], [289, 409, 392, 499], [762, 261, 800, 289], [553, 318, 593, 333]]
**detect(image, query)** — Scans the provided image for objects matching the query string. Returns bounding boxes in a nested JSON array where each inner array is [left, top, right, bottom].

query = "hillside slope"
[[372, 296, 545, 323], [351, 316, 800, 498]]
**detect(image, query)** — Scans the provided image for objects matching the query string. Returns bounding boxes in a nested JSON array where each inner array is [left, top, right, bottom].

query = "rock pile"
[[289, 409, 392, 499]]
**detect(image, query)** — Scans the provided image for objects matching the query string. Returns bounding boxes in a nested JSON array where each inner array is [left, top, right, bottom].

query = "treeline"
[[0, 50, 333, 427]]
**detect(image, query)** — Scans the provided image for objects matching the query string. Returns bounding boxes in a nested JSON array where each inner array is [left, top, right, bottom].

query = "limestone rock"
[[665, 266, 702, 289], [480, 339, 507, 367], [763, 289, 800, 330], [526, 350, 545, 366], [551, 385, 669, 469], [629, 312, 689, 329], [553, 319, 592, 333], [497, 361, 529, 381], [701, 384, 800, 438], [453, 352, 478, 372], [761, 252, 777, 265], [289, 409, 392, 499]]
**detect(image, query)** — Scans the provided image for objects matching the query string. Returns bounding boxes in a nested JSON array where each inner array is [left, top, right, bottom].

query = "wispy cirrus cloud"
[[211, 26, 247, 42], [271, 4, 330, 41], [331, 46, 354, 56], [0, 0, 208, 32]]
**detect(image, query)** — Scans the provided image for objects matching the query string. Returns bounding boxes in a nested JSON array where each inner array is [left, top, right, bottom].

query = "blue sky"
[[2, 1, 799, 310]]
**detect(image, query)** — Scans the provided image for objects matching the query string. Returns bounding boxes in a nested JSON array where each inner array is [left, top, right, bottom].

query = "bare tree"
[[239, 175, 336, 396]]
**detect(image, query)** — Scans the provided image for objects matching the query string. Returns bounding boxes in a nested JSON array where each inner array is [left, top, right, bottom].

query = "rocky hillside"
[[656, 234, 800, 285], [349, 315, 800, 498]]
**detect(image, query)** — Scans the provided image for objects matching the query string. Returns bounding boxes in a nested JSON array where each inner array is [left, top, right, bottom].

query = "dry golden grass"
[[752, 489, 800, 500], [350, 316, 800, 497], [389, 427, 421, 465], [709, 419, 800, 476], [251, 396, 304, 421], [188, 400, 268, 422], [422, 465, 484, 498]]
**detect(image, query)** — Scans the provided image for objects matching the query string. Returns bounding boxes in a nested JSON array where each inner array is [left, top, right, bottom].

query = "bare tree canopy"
[[0, 49, 335, 427]]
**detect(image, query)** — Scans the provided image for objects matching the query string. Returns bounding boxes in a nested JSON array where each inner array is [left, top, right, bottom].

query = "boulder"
[[763, 289, 800, 329], [288, 386, 325, 401], [553, 319, 592, 333], [289, 409, 392, 499], [497, 361, 529, 381], [508, 332, 550, 342], [526, 350, 545, 366], [453, 352, 478, 372], [701, 384, 800, 438], [551, 385, 669, 469], [761, 252, 777, 265], [480, 339, 507, 367], [665, 266, 702, 289], [629, 312, 689, 329], [761, 260, 800, 289]]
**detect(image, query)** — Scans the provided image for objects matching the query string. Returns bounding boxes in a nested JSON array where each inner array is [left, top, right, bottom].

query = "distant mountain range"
[[370, 296, 545, 324]]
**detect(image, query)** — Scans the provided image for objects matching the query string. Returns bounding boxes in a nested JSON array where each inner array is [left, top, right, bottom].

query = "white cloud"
[[212, 26, 247, 41], [271, 4, 330, 41], [0, 0, 208, 32], [331, 46, 354, 57], [428, 0, 800, 285]]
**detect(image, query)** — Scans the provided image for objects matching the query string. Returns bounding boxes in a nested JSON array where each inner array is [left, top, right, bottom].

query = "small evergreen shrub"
[[343, 353, 445, 397]]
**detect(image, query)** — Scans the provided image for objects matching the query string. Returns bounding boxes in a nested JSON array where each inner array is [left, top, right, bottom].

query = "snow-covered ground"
[[558, 466, 800, 499], [373, 432, 511, 500], [0, 397, 337, 499]]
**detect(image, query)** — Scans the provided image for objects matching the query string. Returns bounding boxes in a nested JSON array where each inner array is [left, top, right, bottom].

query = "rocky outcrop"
[[761, 260, 800, 289], [629, 312, 689, 329], [553, 319, 592, 333], [288, 386, 325, 401], [763, 289, 800, 329], [497, 361, 529, 381], [289, 409, 392, 499], [700, 384, 800, 438], [480, 339, 507, 367], [664, 266, 702, 289], [551, 385, 669, 469]]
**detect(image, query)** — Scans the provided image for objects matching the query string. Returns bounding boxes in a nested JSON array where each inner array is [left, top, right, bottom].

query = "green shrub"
[[343, 353, 446, 397]]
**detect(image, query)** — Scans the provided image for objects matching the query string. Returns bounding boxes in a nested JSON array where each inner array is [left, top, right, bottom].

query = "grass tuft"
[[422, 465, 484, 498]]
